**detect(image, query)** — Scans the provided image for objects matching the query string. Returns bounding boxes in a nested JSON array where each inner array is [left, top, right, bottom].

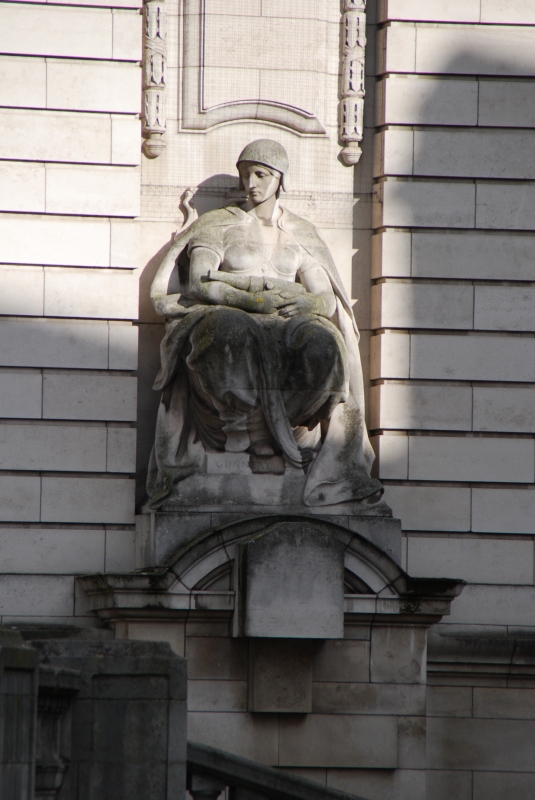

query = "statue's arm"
[[188, 247, 282, 314], [277, 265, 336, 318], [150, 236, 188, 317]]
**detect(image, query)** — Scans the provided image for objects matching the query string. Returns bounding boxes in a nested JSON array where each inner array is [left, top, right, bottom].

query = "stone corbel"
[[340, 0, 366, 165], [142, 0, 167, 158]]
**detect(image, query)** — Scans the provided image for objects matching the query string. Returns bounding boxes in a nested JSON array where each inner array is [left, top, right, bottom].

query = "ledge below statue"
[[136, 502, 401, 570]]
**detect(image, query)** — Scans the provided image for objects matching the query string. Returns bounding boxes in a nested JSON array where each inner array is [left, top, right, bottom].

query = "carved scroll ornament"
[[142, 0, 167, 158], [340, 0, 366, 165]]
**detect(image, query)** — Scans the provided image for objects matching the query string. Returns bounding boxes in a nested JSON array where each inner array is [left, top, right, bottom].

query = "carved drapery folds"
[[340, 0, 366, 165], [142, 0, 167, 158]]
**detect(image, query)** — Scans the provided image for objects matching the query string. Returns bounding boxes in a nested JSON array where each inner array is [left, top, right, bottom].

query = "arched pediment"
[[80, 515, 464, 629]]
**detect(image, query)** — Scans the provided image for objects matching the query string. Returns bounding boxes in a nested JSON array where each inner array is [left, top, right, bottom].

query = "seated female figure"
[[148, 139, 382, 508]]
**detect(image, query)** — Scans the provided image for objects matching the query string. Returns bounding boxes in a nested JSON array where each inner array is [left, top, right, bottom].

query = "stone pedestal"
[[136, 503, 402, 569]]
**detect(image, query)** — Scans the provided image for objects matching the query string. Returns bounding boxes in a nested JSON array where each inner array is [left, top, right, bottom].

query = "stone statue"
[[147, 139, 382, 508]]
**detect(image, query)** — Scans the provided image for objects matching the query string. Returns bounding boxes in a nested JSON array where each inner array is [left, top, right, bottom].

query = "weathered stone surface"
[[31, 639, 187, 800], [248, 639, 314, 713], [239, 521, 345, 639]]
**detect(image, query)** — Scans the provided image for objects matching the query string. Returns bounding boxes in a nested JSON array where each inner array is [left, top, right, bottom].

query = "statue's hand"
[[277, 292, 329, 318], [250, 289, 285, 314]]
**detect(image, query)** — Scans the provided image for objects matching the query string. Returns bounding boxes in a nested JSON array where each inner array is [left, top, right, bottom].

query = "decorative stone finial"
[[340, 0, 366, 165]]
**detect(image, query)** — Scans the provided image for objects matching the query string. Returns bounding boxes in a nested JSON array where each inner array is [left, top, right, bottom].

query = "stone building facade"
[[1, 1, 535, 799]]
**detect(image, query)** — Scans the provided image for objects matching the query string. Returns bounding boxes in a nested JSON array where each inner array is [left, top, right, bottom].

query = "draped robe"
[[147, 204, 382, 507]]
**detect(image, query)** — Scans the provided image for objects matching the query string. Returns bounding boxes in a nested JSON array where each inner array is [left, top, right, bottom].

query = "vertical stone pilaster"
[[142, 0, 167, 158], [340, 0, 367, 165]]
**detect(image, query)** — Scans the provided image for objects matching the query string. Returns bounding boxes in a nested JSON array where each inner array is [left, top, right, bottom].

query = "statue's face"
[[238, 161, 281, 204]]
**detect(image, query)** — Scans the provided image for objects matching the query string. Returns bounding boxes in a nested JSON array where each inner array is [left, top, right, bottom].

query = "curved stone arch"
[[164, 514, 405, 597]]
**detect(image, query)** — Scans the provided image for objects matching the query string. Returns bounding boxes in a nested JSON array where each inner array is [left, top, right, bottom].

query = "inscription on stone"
[[206, 453, 251, 474]]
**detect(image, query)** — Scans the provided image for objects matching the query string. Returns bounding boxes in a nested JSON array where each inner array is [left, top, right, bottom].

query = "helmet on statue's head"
[[236, 139, 289, 192]]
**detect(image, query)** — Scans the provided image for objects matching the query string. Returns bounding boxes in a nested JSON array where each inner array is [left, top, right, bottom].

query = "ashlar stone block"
[[426, 686, 472, 718], [415, 24, 535, 76], [0, 423, 107, 472], [370, 383, 472, 431], [409, 334, 535, 382], [479, 79, 535, 128], [370, 625, 426, 684], [0, 3, 112, 59], [371, 230, 411, 278], [106, 427, 136, 473], [446, 585, 535, 626], [474, 285, 535, 332], [412, 231, 535, 281], [474, 772, 535, 800], [0, 528, 105, 574], [377, 23, 416, 74], [372, 282, 473, 330], [45, 165, 140, 217], [476, 182, 535, 230], [0, 109, 111, 164], [473, 386, 535, 433], [414, 130, 535, 180], [370, 331, 410, 380], [372, 434, 408, 480], [238, 521, 345, 639], [111, 115, 141, 166], [472, 488, 535, 534], [377, 75, 478, 126], [109, 323, 138, 370], [278, 713, 398, 768], [312, 682, 425, 716], [111, 219, 140, 268], [46, 59, 141, 113], [112, 9, 142, 60], [473, 688, 535, 720], [407, 536, 534, 585], [248, 639, 314, 713], [481, 0, 535, 23], [383, 485, 471, 532], [104, 529, 137, 573], [43, 373, 137, 421], [0, 213, 111, 267], [40, 476, 135, 524], [187, 681, 247, 713], [426, 771, 472, 800], [312, 640, 370, 683], [0, 266, 43, 317], [0, 475, 41, 522], [0, 369, 42, 419], [0, 55, 46, 108], [379, 0, 480, 22], [408, 435, 534, 484], [374, 129, 414, 177], [379, 178, 475, 228], [185, 637, 248, 681], [427, 717, 535, 771], [0, 575, 73, 617], [0, 318, 109, 369], [0, 162, 45, 214], [44, 268, 139, 320]]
